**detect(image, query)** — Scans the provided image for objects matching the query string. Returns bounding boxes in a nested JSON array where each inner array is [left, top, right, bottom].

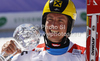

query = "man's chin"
[[48, 37, 61, 43]]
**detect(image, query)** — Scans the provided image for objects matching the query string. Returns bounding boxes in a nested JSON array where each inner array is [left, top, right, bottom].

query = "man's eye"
[[59, 20, 63, 22], [48, 19, 53, 21]]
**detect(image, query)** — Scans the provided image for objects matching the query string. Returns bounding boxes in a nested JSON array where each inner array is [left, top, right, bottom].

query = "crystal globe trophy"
[[0, 24, 40, 61]]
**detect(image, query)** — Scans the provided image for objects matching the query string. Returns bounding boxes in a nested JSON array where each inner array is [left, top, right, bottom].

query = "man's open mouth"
[[49, 30, 59, 34]]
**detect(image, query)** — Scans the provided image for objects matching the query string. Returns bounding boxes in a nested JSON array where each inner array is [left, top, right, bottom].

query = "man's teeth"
[[51, 30, 59, 33]]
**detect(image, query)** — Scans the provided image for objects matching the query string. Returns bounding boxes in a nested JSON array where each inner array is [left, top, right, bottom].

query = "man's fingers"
[[5, 47, 13, 54], [1, 40, 22, 56], [10, 40, 16, 48], [2, 40, 17, 54]]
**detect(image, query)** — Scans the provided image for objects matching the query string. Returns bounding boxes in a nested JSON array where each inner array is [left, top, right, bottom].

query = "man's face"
[[45, 13, 68, 43]]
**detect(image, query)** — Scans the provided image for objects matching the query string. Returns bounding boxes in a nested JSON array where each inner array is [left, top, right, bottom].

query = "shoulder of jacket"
[[32, 43, 46, 52], [68, 42, 86, 54], [32, 36, 45, 52]]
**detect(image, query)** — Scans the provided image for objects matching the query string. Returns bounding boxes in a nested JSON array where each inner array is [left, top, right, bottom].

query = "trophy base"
[[0, 55, 5, 61]]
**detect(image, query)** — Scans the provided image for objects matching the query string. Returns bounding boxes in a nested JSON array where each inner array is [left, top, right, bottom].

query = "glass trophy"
[[0, 24, 40, 61]]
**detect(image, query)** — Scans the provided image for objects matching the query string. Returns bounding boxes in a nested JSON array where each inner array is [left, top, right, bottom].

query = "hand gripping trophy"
[[0, 24, 40, 61]]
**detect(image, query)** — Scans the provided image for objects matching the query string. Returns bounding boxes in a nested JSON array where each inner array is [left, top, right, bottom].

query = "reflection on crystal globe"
[[13, 23, 40, 51]]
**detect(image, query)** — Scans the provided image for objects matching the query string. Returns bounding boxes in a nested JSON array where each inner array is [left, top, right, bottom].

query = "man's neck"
[[44, 35, 70, 48]]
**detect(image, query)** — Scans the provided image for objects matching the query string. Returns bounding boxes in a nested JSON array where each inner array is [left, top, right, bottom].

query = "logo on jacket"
[[72, 49, 82, 55], [52, 43, 61, 47]]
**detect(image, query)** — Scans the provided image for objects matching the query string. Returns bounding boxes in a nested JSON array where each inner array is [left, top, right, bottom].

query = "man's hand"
[[1, 40, 21, 57]]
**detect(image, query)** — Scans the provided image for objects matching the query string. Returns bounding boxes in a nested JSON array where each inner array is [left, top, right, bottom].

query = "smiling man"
[[1, 0, 86, 61], [45, 13, 68, 42]]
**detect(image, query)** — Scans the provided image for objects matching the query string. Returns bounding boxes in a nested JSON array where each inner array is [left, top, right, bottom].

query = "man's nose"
[[51, 21, 59, 29], [52, 20, 58, 26]]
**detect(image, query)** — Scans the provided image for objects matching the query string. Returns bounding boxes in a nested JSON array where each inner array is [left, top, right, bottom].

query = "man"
[[1, 0, 86, 61]]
